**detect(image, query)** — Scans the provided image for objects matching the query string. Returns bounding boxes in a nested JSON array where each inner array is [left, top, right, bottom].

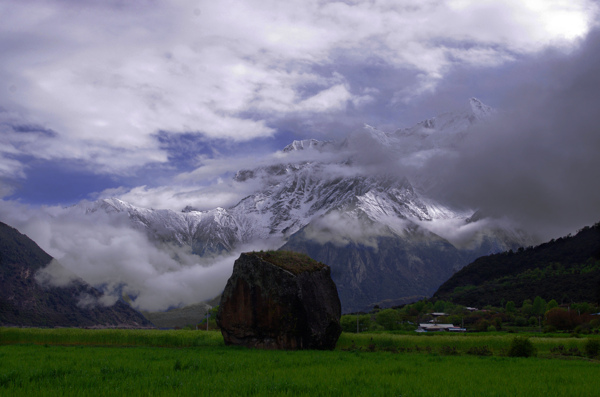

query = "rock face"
[[216, 251, 342, 350]]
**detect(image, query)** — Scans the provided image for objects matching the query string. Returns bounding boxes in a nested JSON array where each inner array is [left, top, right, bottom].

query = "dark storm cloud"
[[427, 30, 600, 240]]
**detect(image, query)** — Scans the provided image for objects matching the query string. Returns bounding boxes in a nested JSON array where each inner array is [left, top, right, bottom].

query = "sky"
[[1, 0, 598, 208], [1, 0, 600, 311]]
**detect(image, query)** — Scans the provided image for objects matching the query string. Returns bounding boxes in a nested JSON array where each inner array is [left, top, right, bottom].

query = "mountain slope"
[[281, 224, 465, 311], [78, 98, 531, 312], [433, 222, 600, 307], [0, 221, 153, 327]]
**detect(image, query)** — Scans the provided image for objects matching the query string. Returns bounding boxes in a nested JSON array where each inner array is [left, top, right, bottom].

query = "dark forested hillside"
[[0, 221, 152, 327], [433, 222, 600, 307]]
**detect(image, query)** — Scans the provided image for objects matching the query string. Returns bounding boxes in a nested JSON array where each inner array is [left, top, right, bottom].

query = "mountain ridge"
[[433, 221, 600, 307], [74, 98, 531, 312]]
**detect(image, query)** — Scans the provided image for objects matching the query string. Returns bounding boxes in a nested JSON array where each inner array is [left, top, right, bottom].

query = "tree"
[[545, 308, 580, 330], [532, 296, 546, 316], [413, 300, 426, 313], [200, 305, 219, 330], [546, 299, 558, 311], [522, 303, 534, 317], [572, 302, 591, 315], [340, 314, 373, 333], [505, 301, 516, 313], [375, 309, 400, 330], [357, 314, 374, 332], [514, 316, 527, 326], [433, 300, 446, 313]]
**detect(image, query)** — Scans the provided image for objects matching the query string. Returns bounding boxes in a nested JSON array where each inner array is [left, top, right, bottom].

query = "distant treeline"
[[341, 296, 599, 334]]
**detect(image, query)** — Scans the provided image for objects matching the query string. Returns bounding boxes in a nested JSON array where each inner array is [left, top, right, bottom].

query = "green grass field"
[[1, 328, 599, 396]]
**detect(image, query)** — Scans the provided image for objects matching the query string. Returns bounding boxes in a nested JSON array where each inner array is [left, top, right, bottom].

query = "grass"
[[1, 328, 599, 396], [0, 327, 224, 348], [251, 250, 327, 275], [336, 332, 593, 357]]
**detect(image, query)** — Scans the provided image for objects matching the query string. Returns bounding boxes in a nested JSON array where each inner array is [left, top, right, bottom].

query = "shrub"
[[574, 323, 592, 335], [550, 345, 582, 357], [340, 315, 358, 333], [476, 319, 490, 332], [568, 347, 582, 356], [439, 345, 459, 356], [584, 339, 600, 358], [508, 336, 537, 358], [467, 346, 493, 356], [545, 308, 591, 331], [492, 316, 503, 330], [514, 316, 528, 327], [173, 359, 183, 371], [487, 325, 497, 332]]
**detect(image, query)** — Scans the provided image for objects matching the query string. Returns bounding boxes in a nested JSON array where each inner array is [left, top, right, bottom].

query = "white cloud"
[[304, 210, 392, 249], [412, 217, 509, 250], [99, 144, 350, 211], [99, 180, 262, 213], [0, 199, 242, 311], [0, 0, 597, 179], [297, 84, 353, 112]]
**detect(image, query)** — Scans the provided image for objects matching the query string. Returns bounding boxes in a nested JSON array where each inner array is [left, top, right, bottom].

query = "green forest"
[[433, 222, 600, 307]]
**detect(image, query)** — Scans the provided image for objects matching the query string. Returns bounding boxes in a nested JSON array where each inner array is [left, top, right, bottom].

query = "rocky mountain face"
[[0, 222, 153, 328], [81, 98, 530, 312]]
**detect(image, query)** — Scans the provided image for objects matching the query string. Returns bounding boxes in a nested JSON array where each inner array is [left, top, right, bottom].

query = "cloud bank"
[[424, 29, 600, 240], [0, 200, 246, 311], [1, 0, 596, 185]]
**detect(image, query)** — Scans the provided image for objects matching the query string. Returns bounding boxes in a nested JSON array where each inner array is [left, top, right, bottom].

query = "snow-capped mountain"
[[85, 198, 248, 256], [81, 98, 530, 312]]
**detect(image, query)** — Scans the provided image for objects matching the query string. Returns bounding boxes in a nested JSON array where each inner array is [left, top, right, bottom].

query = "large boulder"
[[216, 251, 342, 350]]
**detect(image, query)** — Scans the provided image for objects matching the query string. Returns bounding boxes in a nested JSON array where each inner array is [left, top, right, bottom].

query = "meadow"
[[1, 328, 599, 396]]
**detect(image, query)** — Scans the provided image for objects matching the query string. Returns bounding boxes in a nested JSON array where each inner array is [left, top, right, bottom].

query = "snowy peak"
[[83, 97, 497, 250], [84, 197, 137, 214], [468, 97, 494, 119], [395, 97, 494, 137], [282, 139, 333, 152], [74, 96, 532, 313], [361, 124, 391, 146]]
